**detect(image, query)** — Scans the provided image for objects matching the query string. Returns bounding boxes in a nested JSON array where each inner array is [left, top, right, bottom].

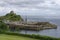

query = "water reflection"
[[20, 23, 60, 38], [20, 16, 60, 38]]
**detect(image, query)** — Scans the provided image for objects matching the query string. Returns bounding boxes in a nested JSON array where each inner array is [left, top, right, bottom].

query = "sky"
[[0, 0, 60, 18]]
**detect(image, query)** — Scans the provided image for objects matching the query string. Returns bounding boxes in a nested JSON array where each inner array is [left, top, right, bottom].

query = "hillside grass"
[[0, 34, 39, 40]]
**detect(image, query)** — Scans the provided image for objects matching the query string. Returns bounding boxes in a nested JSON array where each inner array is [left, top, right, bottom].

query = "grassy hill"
[[0, 34, 38, 40], [0, 11, 23, 21]]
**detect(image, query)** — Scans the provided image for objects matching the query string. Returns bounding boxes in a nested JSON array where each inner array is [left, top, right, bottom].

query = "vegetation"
[[0, 32, 60, 40], [34, 22, 57, 29], [0, 21, 38, 40], [34, 22, 57, 27], [0, 11, 23, 21], [0, 20, 9, 32], [0, 11, 58, 40], [0, 21, 58, 40], [0, 34, 38, 40]]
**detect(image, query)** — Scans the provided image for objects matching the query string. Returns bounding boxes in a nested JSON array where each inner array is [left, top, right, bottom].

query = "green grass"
[[0, 34, 39, 40]]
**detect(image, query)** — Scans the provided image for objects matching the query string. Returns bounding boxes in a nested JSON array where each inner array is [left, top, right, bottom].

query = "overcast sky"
[[0, 0, 60, 18]]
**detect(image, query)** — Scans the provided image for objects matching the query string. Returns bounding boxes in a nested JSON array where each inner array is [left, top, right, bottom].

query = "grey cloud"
[[0, 0, 59, 9], [0, 0, 60, 18], [0, 0, 45, 7]]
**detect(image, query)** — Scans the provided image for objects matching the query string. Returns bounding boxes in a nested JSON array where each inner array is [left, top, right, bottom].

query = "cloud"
[[0, 0, 60, 18]]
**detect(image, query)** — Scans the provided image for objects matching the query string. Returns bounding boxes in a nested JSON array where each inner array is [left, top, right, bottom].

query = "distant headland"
[[0, 11, 57, 31]]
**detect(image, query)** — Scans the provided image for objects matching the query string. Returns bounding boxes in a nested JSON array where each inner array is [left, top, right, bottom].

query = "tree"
[[0, 20, 9, 32], [5, 11, 23, 21]]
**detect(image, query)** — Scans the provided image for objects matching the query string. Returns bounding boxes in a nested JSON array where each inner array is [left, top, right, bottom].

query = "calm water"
[[20, 16, 60, 38]]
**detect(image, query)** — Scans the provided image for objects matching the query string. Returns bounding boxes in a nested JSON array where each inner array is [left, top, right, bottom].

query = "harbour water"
[[20, 16, 60, 38]]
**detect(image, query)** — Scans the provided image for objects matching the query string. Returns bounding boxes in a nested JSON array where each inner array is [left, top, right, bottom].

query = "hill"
[[0, 11, 23, 21]]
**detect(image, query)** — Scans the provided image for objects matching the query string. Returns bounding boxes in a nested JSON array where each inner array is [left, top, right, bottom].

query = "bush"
[[0, 21, 9, 32]]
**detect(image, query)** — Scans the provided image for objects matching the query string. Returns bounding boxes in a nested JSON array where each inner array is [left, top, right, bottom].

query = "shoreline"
[[6, 22, 57, 31]]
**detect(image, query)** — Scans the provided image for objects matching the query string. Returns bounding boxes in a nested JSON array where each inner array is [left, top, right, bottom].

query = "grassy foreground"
[[0, 34, 38, 40]]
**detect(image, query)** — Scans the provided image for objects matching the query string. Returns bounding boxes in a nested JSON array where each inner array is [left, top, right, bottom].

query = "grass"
[[0, 34, 39, 40]]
